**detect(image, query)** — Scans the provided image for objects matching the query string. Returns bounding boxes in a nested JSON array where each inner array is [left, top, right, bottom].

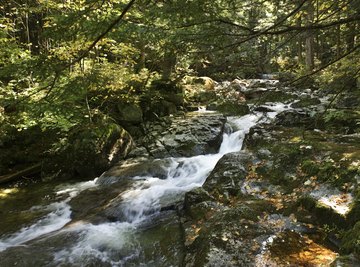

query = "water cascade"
[[0, 103, 289, 266]]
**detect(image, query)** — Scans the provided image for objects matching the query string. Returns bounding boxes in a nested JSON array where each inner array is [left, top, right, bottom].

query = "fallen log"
[[0, 163, 42, 184]]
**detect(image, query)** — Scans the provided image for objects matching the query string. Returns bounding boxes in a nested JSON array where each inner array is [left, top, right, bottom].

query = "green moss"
[[341, 221, 360, 256], [323, 109, 360, 134], [216, 102, 249, 116], [301, 160, 320, 176], [300, 158, 357, 188], [297, 196, 347, 228], [250, 91, 295, 105]]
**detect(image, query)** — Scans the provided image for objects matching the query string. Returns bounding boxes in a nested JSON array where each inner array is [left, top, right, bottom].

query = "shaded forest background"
[[0, 0, 359, 181]]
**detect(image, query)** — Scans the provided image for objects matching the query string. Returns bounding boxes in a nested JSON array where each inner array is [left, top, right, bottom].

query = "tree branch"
[[289, 43, 360, 85], [221, 0, 308, 49], [64, 0, 137, 70], [264, 14, 360, 35], [42, 0, 137, 98]]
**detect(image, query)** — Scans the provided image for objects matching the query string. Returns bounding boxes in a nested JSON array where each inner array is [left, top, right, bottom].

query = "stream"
[[0, 104, 289, 266]]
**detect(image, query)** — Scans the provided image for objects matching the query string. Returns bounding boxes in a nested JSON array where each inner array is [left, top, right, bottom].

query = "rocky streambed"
[[0, 78, 359, 266]]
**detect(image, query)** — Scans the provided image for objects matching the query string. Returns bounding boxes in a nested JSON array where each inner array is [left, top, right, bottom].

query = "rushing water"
[[0, 104, 288, 266]]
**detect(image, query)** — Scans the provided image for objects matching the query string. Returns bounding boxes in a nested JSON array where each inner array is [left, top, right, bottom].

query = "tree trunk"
[[296, 16, 303, 63], [162, 48, 176, 80], [346, 22, 356, 50], [305, 1, 315, 72], [135, 41, 146, 73]]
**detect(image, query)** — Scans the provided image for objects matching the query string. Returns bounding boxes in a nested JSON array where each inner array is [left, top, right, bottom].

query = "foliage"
[[0, 0, 359, 178]]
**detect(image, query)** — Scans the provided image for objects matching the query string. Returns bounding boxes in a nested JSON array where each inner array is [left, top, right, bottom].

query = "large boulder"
[[140, 112, 227, 158], [183, 200, 272, 267], [96, 158, 176, 185], [117, 102, 143, 124], [214, 102, 249, 116], [43, 122, 134, 179], [203, 152, 253, 200], [183, 76, 217, 105]]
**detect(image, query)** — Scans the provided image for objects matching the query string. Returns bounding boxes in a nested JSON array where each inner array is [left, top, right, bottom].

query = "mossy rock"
[[196, 91, 217, 103], [216, 102, 249, 116], [249, 90, 295, 104], [192, 76, 216, 91], [43, 122, 134, 179], [0, 125, 59, 177], [274, 110, 315, 128], [163, 93, 184, 106], [203, 152, 252, 202], [323, 109, 360, 134], [297, 196, 348, 228], [291, 97, 321, 108], [183, 76, 217, 105], [347, 199, 360, 226], [151, 79, 182, 93], [341, 221, 360, 256], [184, 187, 218, 220], [301, 159, 357, 187], [117, 101, 143, 124], [184, 200, 273, 266]]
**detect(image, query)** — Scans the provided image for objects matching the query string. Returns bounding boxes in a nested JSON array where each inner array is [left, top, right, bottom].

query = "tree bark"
[[296, 16, 303, 63], [305, 1, 315, 72], [162, 48, 176, 80]]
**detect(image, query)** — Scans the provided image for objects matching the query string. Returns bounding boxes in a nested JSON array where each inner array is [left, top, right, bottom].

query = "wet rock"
[[69, 180, 131, 223], [126, 146, 149, 158], [242, 88, 268, 100], [215, 102, 249, 116], [290, 97, 321, 108], [141, 113, 226, 158], [274, 109, 315, 128], [126, 211, 185, 266], [203, 152, 253, 200], [253, 105, 275, 112], [97, 158, 176, 185], [183, 200, 273, 267], [258, 230, 337, 266]]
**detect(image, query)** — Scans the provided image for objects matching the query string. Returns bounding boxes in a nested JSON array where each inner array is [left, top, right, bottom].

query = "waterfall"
[[0, 104, 290, 265]]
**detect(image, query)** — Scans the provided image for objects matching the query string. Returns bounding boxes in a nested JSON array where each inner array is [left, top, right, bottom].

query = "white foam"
[[53, 222, 138, 266], [0, 179, 98, 252]]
